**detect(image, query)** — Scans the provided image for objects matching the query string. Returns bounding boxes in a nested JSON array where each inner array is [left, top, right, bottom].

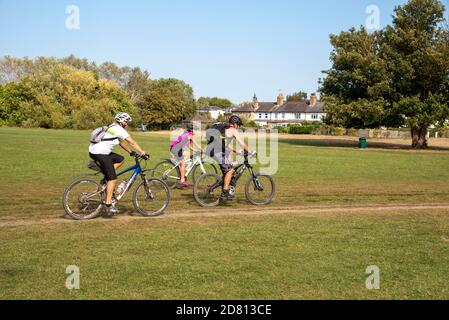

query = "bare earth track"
[[1, 203, 449, 228]]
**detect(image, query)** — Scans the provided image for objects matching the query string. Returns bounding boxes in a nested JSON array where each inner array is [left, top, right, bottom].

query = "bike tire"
[[192, 162, 218, 185], [152, 160, 179, 189], [245, 174, 276, 206], [62, 178, 104, 220], [133, 178, 170, 217], [193, 173, 222, 207]]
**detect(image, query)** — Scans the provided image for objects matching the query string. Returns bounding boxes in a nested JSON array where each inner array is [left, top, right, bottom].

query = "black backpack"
[[205, 122, 229, 158]]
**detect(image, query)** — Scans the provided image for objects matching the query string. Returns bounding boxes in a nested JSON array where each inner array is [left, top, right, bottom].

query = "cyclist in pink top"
[[170, 124, 203, 187]]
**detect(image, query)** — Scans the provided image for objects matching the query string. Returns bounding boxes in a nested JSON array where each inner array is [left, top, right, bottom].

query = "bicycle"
[[63, 154, 170, 220], [152, 151, 218, 189], [193, 153, 276, 207]]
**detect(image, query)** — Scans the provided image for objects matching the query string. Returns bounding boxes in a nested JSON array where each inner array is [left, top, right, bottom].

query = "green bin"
[[359, 137, 367, 149]]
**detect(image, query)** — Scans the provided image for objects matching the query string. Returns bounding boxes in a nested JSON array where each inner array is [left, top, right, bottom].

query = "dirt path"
[[1, 203, 449, 228]]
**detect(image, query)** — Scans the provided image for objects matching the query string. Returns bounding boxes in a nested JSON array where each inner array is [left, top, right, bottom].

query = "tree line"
[[321, 0, 449, 148], [0, 55, 203, 129]]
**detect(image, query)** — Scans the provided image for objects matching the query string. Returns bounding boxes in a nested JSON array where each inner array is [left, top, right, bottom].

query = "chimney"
[[277, 92, 285, 106], [310, 93, 318, 106], [253, 93, 259, 111]]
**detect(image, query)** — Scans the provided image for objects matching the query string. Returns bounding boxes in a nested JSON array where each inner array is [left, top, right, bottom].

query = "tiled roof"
[[233, 104, 255, 113], [185, 112, 210, 123], [256, 102, 277, 112]]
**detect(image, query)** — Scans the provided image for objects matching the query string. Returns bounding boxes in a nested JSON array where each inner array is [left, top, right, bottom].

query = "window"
[[258, 113, 262, 119], [295, 113, 301, 120], [265, 114, 268, 119], [282, 113, 285, 119], [312, 114, 319, 120], [275, 113, 278, 119]]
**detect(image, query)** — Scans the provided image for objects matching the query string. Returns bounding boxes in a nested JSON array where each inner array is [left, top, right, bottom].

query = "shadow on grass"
[[280, 137, 449, 151]]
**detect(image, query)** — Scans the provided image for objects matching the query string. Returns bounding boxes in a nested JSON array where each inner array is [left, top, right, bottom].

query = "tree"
[[0, 82, 28, 126], [287, 91, 308, 102], [196, 96, 233, 109], [0, 56, 30, 85], [0, 55, 198, 130], [124, 67, 152, 107], [141, 78, 195, 127], [320, 0, 449, 148], [17, 64, 137, 129], [60, 54, 98, 73]]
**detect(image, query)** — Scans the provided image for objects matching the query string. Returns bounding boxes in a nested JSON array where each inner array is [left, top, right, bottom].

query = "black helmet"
[[229, 115, 243, 126], [186, 124, 199, 132]]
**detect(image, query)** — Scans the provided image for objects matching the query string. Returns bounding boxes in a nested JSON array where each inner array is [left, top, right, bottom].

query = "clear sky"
[[0, 0, 447, 104]]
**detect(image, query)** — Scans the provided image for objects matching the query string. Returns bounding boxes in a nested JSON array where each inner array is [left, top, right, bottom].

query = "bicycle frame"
[[187, 155, 208, 176], [165, 154, 208, 180], [114, 159, 144, 201], [208, 161, 253, 191]]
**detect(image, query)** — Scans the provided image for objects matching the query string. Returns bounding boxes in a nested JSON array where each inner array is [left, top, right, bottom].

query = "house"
[[183, 112, 211, 130], [197, 106, 226, 120], [232, 92, 326, 128]]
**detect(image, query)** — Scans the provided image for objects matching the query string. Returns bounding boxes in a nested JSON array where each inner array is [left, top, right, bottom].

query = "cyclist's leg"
[[215, 152, 234, 197], [90, 153, 123, 206], [223, 169, 235, 191], [110, 152, 125, 171], [179, 148, 186, 183]]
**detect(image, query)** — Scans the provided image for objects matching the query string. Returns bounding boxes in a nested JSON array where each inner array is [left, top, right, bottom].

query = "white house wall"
[[209, 110, 225, 120], [255, 112, 326, 123]]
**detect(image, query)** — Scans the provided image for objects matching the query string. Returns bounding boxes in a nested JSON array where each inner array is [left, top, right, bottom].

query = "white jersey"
[[89, 124, 130, 155]]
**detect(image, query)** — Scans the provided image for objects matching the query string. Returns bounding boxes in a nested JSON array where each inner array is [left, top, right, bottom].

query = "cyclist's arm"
[[233, 130, 249, 154], [119, 140, 132, 154], [124, 136, 146, 155], [191, 138, 203, 152]]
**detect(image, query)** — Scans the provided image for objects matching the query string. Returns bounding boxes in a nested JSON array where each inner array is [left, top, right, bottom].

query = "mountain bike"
[[193, 153, 276, 207], [152, 151, 218, 189], [62, 154, 170, 220]]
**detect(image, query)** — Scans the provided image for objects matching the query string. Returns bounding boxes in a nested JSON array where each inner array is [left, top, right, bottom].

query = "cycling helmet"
[[229, 115, 243, 126], [187, 124, 199, 132], [115, 112, 132, 124]]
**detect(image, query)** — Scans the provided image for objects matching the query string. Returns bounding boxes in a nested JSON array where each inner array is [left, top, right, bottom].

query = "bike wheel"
[[62, 178, 104, 220], [193, 173, 222, 207], [133, 178, 170, 217], [192, 162, 218, 184], [245, 174, 276, 205], [152, 160, 179, 189]]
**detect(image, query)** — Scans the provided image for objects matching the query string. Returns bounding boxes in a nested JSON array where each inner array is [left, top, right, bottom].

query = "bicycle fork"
[[248, 167, 264, 192], [142, 176, 155, 200]]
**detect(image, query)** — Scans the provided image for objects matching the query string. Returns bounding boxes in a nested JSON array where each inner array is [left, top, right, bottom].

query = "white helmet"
[[115, 112, 132, 124]]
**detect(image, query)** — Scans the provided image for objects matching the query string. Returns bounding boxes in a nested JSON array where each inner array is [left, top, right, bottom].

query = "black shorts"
[[214, 152, 234, 175], [89, 152, 124, 181]]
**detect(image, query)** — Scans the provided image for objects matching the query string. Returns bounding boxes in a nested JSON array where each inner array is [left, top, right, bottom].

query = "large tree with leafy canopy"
[[196, 96, 233, 109], [140, 78, 195, 128], [321, 0, 449, 148]]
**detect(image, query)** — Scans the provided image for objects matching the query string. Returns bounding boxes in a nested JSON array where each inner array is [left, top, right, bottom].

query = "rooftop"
[[233, 101, 325, 114]]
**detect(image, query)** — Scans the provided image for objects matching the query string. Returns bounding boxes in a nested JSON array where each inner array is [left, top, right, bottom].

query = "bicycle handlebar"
[[134, 154, 150, 162]]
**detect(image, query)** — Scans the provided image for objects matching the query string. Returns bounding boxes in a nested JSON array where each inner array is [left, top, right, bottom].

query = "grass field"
[[1, 127, 449, 299]]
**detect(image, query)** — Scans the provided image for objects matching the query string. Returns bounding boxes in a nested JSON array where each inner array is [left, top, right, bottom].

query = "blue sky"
[[0, 0, 447, 103]]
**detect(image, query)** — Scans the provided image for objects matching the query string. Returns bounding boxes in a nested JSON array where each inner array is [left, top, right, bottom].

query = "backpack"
[[205, 122, 229, 157], [170, 131, 191, 150], [90, 124, 118, 144]]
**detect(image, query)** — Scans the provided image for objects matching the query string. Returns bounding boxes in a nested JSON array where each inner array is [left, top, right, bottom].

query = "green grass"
[[2, 127, 449, 219], [1, 210, 449, 299], [1, 127, 449, 299]]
